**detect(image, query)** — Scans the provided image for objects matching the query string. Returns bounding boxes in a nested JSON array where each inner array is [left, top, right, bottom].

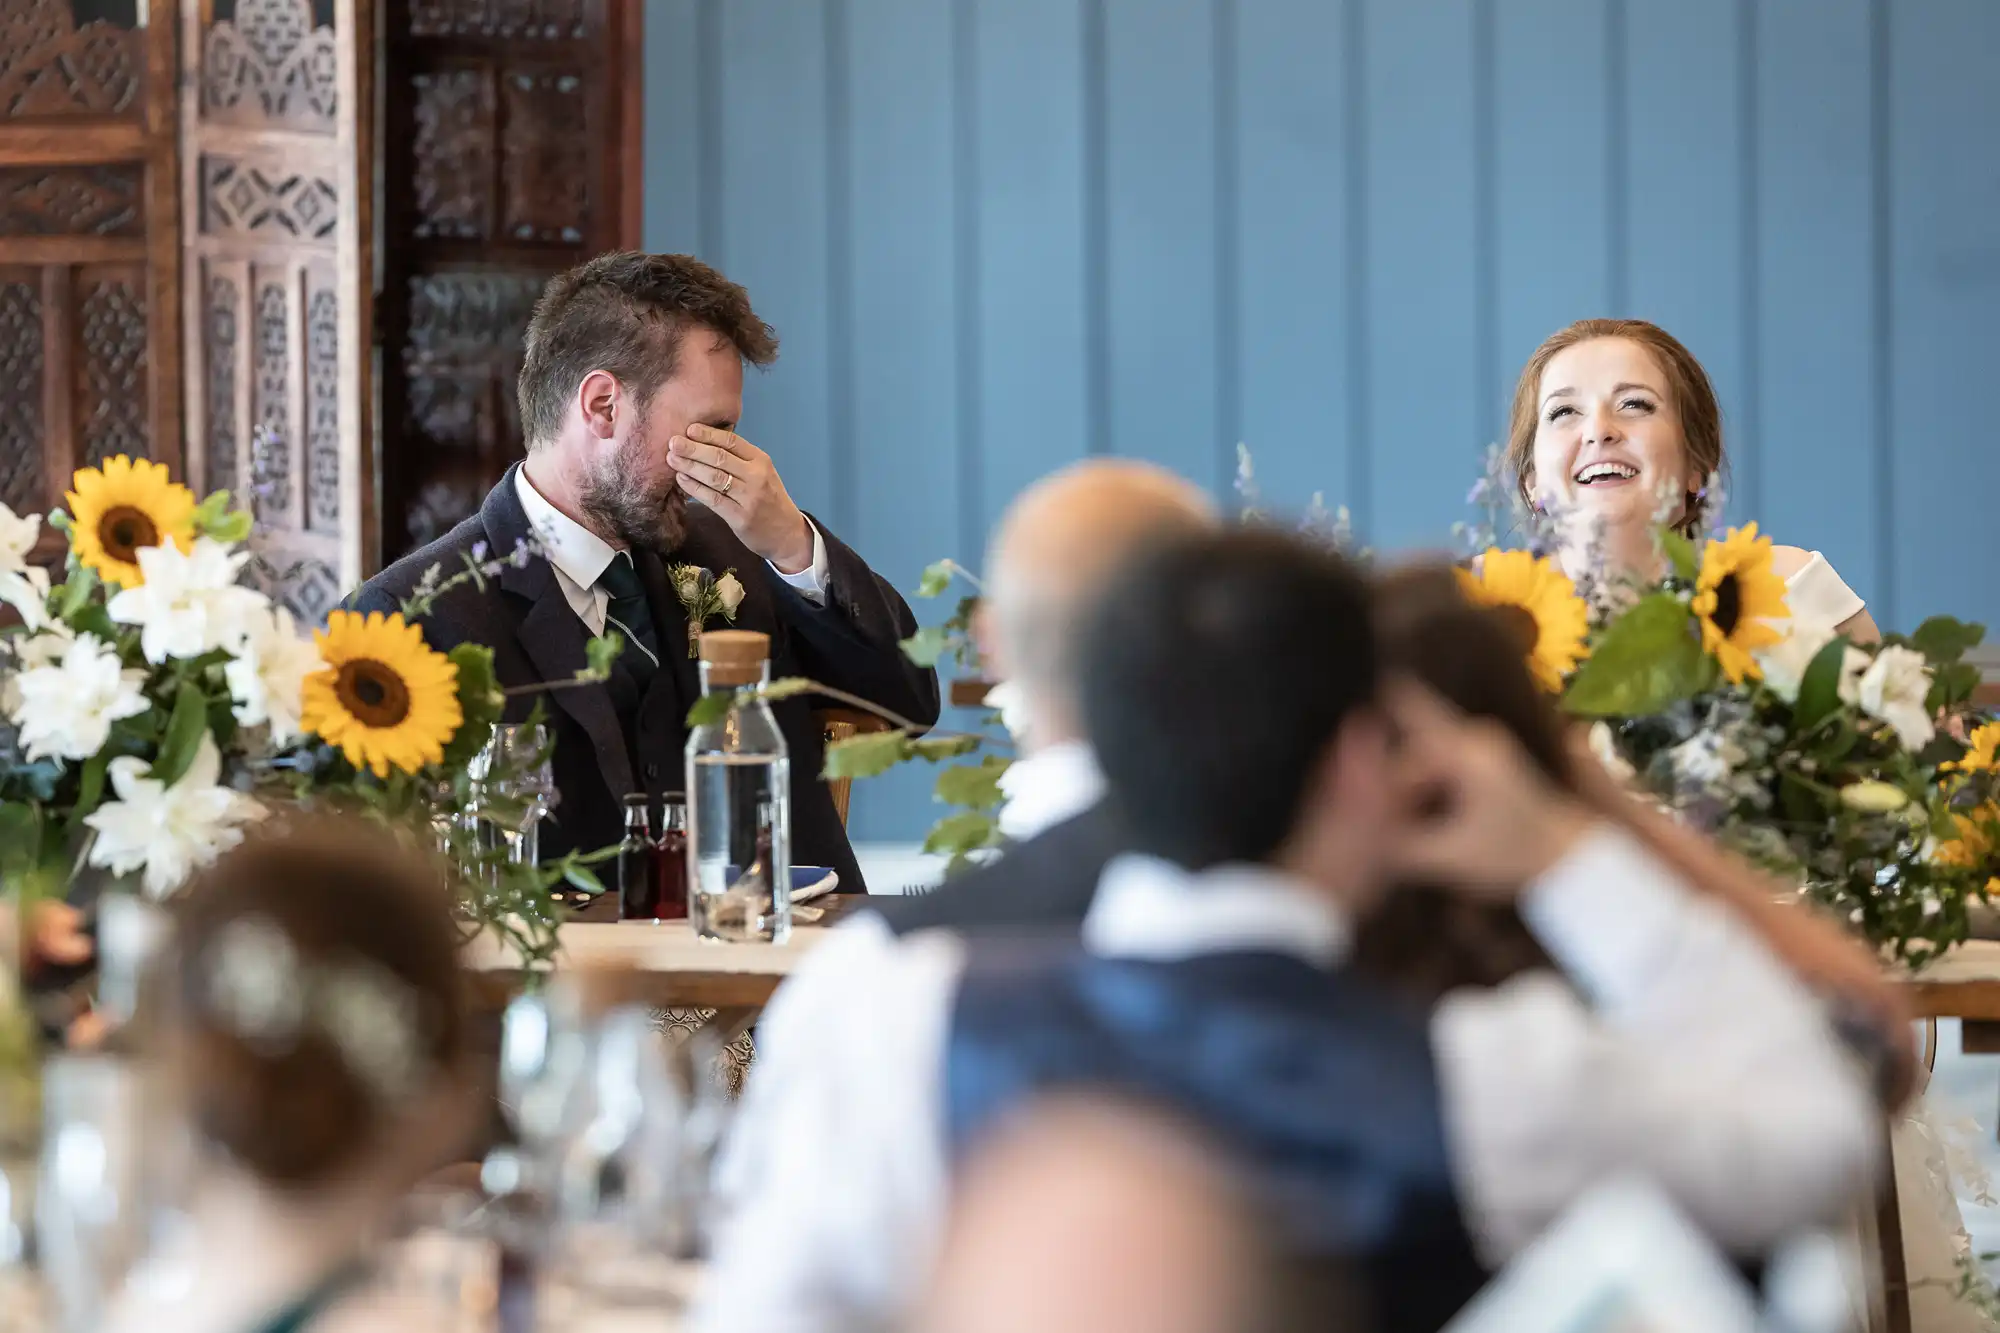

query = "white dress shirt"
[[690, 827, 1880, 1333], [994, 740, 1104, 842], [512, 469, 832, 638]]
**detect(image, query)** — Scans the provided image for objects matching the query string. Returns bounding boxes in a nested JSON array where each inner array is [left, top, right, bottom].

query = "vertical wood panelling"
[[716, 2, 838, 520], [970, 0, 1091, 541], [1360, 0, 1481, 549], [1621, 0, 1751, 519], [1753, 0, 1881, 607], [1886, 0, 2000, 629], [641, 0, 704, 257], [1492, 0, 1615, 436], [1101, 0, 1221, 487], [1233, 0, 1353, 515], [841, 0, 965, 842]]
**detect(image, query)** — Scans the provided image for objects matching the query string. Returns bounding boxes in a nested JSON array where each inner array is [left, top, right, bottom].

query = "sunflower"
[[64, 455, 196, 587], [1934, 803, 2000, 895], [1456, 549, 1591, 691], [1690, 522, 1790, 685], [1951, 721, 2000, 774], [301, 611, 463, 778]]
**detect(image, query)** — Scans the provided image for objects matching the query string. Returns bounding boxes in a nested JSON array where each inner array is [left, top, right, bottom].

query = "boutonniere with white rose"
[[670, 563, 745, 657]]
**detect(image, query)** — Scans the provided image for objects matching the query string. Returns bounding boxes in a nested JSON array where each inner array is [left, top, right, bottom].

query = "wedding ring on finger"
[[719, 472, 735, 496]]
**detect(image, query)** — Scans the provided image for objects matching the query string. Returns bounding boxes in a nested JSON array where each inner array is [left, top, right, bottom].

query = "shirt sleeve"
[[1431, 826, 1881, 1262], [767, 518, 831, 605], [690, 918, 964, 1333]]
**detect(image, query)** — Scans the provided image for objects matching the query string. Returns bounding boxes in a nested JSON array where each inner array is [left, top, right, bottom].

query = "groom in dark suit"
[[352, 252, 939, 892]]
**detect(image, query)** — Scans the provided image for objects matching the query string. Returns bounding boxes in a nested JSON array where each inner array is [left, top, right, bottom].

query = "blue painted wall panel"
[[649, 0, 2000, 840]]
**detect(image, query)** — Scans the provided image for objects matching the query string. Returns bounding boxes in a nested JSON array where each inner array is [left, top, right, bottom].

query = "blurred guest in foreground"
[[878, 456, 1217, 931], [692, 529, 1880, 1333], [915, 1095, 1361, 1333], [103, 820, 482, 1333], [704, 459, 1216, 1232]]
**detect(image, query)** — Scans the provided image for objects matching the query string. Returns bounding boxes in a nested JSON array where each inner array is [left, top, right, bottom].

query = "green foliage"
[[583, 631, 625, 681], [1910, 616, 1985, 666], [899, 625, 954, 669], [923, 810, 1003, 863], [149, 681, 211, 787], [1658, 529, 1700, 582], [1561, 593, 1706, 717], [1791, 635, 1854, 736], [192, 490, 253, 544], [438, 643, 505, 771], [910, 734, 982, 761], [916, 560, 957, 599], [824, 730, 915, 780], [934, 754, 1009, 811]]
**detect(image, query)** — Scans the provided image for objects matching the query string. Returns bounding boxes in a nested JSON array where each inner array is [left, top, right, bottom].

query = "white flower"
[[1754, 620, 1865, 707], [1857, 644, 1935, 751], [105, 536, 267, 665], [224, 606, 324, 744], [715, 571, 746, 617], [672, 566, 704, 603], [84, 732, 266, 899], [1, 623, 73, 717], [0, 503, 48, 632], [1587, 722, 1635, 785], [11, 633, 148, 762]]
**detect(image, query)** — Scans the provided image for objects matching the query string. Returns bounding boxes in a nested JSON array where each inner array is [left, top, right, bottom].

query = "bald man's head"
[[982, 461, 1217, 749]]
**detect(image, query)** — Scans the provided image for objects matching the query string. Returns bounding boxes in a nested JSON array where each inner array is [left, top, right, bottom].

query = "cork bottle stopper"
[[699, 629, 771, 686]]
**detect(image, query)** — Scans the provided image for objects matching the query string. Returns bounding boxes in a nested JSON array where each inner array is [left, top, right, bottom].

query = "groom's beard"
[[580, 429, 688, 555]]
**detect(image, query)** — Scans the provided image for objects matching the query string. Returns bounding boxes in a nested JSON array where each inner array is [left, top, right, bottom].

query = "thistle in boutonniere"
[[670, 564, 745, 657]]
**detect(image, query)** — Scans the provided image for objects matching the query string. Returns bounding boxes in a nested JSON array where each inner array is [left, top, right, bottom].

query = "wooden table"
[[464, 918, 836, 1010], [1897, 940, 2000, 1020]]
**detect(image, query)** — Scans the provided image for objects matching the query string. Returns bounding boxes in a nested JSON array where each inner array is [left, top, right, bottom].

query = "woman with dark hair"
[[103, 819, 483, 1333]]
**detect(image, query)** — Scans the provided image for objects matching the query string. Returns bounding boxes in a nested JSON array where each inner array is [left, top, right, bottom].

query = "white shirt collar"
[[1082, 854, 1352, 967], [514, 465, 621, 591], [995, 740, 1105, 841]]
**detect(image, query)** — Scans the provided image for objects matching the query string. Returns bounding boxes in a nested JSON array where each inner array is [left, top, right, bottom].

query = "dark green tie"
[[597, 554, 661, 681]]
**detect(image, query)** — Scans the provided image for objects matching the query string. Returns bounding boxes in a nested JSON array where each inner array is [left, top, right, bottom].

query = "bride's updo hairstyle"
[[1506, 318, 1726, 538], [1351, 562, 1570, 998], [163, 818, 470, 1189]]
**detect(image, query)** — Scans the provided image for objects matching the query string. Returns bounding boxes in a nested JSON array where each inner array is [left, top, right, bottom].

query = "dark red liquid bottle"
[[650, 797, 689, 921]]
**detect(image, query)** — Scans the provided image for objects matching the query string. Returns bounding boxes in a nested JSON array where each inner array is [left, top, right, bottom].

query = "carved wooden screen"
[[377, 0, 642, 563], [179, 0, 374, 625], [0, 0, 180, 561]]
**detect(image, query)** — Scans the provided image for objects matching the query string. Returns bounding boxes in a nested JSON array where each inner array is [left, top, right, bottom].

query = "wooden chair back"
[[817, 707, 895, 827]]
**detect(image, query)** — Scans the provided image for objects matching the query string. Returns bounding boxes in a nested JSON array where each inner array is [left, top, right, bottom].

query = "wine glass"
[[546, 1008, 690, 1313], [37, 1056, 147, 1333]]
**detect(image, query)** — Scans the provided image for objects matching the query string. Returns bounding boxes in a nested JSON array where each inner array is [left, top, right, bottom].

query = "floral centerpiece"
[[1455, 450, 1999, 968], [0, 456, 617, 982]]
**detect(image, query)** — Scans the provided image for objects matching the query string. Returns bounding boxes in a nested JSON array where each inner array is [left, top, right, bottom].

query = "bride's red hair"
[[1506, 318, 1725, 537]]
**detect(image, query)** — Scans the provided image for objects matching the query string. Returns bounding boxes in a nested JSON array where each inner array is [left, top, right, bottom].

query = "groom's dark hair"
[[519, 251, 779, 448], [1078, 528, 1379, 870]]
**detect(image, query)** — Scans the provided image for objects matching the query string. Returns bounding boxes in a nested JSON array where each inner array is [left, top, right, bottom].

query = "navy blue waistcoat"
[[946, 946, 1490, 1333]]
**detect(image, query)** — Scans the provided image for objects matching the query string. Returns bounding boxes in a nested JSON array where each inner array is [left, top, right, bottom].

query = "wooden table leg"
[[1877, 1117, 1912, 1333]]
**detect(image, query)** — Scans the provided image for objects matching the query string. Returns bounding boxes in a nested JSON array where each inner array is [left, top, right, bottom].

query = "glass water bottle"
[[685, 631, 792, 943]]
